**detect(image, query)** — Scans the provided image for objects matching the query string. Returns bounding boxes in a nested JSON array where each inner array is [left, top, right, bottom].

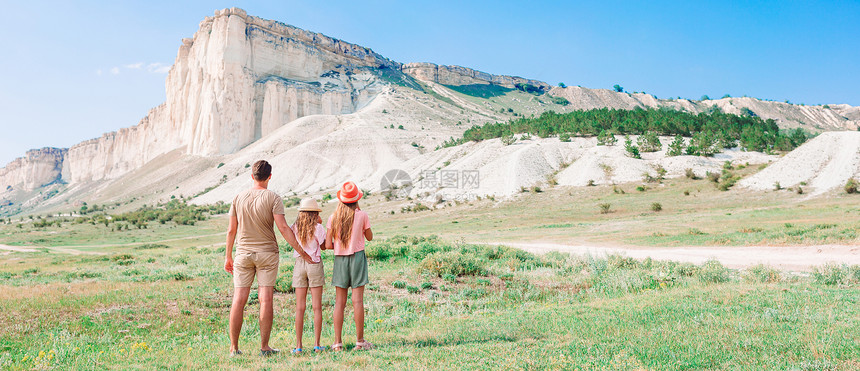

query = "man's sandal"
[[291, 348, 302, 354], [331, 343, 343, 351], [260, 348, 280, 357], [313, 346, 326, 353]]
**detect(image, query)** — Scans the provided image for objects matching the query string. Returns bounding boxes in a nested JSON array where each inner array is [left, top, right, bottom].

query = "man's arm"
[[364, 228, 373, 241], [274, 214, 316, 264], [224, 214, 238, 274]]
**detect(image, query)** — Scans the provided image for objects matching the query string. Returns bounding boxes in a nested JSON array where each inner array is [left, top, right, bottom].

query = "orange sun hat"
[[337, 181, 363, 203]]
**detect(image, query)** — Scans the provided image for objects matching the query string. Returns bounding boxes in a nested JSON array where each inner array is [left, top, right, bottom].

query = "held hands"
[[224, 258, 234, 275], [302, 254, 318, 264]]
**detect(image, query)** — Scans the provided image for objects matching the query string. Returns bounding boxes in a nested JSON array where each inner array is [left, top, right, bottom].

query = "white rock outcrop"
[[402, 62, 551, 91], [0, 148, 66, 191], [739, 131, 860, 195], [2, 7, 859, 214], [63, 7, 395, 183]]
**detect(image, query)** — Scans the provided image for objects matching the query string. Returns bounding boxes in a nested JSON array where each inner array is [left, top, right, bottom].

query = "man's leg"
[[258, 286, 275, 351], [294, 287, 308, 350], [351, 286, 365, 342], [229, 287, 251, 352]]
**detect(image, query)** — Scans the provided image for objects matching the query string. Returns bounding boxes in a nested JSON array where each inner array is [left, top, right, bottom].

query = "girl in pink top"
[[289, 198, 326, 354], [325, 181, 374, 351]]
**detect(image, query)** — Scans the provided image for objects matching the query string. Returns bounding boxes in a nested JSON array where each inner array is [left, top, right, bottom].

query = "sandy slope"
[[739, 131, 860, 195], [489, 241, 860, 272]]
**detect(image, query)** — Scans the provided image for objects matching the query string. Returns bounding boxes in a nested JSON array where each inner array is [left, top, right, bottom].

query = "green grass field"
[[1, 178, 859, 369], [1, 231, 859, 369]]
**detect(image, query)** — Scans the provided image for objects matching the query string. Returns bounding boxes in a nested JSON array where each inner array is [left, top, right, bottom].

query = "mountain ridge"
[[1, 7, 858, 216]]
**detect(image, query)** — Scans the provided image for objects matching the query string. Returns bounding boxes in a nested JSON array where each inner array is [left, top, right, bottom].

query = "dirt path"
[[486, 241, 860, 271], [0, 244, 101, 255]]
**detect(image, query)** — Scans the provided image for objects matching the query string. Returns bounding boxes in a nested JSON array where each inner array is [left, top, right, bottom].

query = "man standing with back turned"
[[224, 160, 316, 357]]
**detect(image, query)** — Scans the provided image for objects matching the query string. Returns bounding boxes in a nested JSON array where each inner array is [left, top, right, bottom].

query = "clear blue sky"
[[1, 0, 858, 166]]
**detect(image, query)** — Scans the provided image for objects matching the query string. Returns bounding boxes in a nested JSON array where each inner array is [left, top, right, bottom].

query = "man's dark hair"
[[252, 160, 272, 181]]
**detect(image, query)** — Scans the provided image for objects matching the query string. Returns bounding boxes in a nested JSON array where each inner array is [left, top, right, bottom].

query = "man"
[[224, 160, 316, 357]]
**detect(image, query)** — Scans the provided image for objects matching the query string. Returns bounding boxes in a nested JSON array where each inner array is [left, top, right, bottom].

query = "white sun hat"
[[297, 198, 322, 212]]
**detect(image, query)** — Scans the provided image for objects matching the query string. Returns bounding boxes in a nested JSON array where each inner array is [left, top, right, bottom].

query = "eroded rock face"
[[0, 148, 66, 191], [2, 6, 859, 204], [63, 7, 395, 183], [401, 62, 551, 91]]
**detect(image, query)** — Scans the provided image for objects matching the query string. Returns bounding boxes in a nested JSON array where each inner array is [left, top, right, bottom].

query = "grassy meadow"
[[1, 230, 859, 369], [1, 175, 859, 369]]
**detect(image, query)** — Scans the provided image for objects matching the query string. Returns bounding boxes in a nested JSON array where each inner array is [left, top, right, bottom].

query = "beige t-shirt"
[[229, 188, 285, 253]]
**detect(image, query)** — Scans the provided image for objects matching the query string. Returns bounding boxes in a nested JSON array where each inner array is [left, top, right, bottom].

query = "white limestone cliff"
[[63, 7, 394, 184], [0, 148, 66, 191], [402, 62, 552, 91], [2, 7, 860, 214]]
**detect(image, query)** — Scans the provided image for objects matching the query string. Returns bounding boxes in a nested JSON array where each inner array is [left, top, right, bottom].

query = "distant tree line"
[[441, 107, 808, 154], [110, 199, 230, 227]]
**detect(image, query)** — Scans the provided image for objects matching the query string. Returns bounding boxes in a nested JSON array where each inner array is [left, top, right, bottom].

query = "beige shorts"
[[233, 251, 279, 288], [292, 258, 325, 288]]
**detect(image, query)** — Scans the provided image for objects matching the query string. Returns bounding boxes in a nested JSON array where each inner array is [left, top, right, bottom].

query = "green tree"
[[637, 131, 662, 152], [558, 82, 566, 88], [559, 132, 571, 142], [667, 135, 685, 156], [624, 136, 641, 159], [700, 95, 710, 100], [597, 130, 617, 146], [613, 84, 624, 93], [688, 131, 718, 156]]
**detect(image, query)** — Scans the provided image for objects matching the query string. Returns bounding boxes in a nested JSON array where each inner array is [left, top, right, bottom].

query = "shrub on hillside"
[[624, 136, 641, 159], [134, 243, 169, 250], [696, 259, 730, 283], [706, 171, 721, 183], [419, 251, 487, 277], [845, 178, 858, 194], [687, 131, 719, 156], [813, 263, 860, 285], [743, 264, 781, 283], [599, 203, 612, 214], [597, 130, 617, 146], [667, 135, 685, 156], [684, 168, 697, 179], [559, 132, 571, 142], [637, 131, 662, 152]]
